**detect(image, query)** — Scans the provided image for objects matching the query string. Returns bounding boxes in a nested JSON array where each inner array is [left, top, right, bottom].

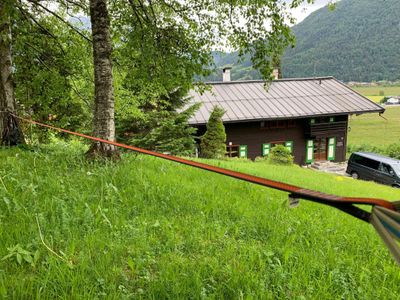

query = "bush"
[[200, 106, 226, 159], [347, 143, 381, 154], [347, 143, 400, 160], [385, 143, 400, 160], [268, 144, 293, 165]]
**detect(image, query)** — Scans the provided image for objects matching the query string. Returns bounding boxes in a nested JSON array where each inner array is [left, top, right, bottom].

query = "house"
[[188, 68, 384, 165]]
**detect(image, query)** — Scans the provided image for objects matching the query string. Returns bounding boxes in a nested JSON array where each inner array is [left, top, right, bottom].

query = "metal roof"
[[187, 77, 384, 125]]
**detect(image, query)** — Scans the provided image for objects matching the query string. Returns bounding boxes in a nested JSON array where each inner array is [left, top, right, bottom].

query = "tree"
[[87, 0, 118, 158], [13, 14, 92, 136], [200, 106, 226, 159], [129, 104, 200, 156], [0, 0, 24, 145], [1, 0, 311, 156]]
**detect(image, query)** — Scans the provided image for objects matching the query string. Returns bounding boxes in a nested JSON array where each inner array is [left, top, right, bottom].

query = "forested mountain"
[[209, 0, 400, 82]]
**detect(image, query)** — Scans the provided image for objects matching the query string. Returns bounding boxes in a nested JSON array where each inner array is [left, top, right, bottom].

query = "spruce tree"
[[200, 106, 226, 159]]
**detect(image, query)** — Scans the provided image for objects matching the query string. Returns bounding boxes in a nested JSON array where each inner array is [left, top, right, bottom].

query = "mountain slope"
[[209, 0, 400, 82], [282, 0, 400, 81]]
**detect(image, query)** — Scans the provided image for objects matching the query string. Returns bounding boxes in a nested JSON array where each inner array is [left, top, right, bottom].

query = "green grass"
[[348, 106, 400, 147], [1, 142, 400, 298], [353, 85, 400, 97]]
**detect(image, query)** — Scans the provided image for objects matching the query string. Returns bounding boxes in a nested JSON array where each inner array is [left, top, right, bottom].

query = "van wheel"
[[351, 172, 359, 179]]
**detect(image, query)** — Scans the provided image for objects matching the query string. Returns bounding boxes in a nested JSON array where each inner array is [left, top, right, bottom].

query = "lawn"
[[1, 141, 400, 298], [348, 106, 400, 147]]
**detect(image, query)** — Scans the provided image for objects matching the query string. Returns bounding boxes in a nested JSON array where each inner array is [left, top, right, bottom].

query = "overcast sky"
[[291, 0, 332, 23]]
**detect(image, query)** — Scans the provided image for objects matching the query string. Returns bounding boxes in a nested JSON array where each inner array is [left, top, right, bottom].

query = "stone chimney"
[[222, 66, 232, 82], [272, 68, 279, 80]]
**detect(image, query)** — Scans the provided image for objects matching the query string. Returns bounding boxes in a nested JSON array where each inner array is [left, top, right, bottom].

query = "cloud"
[[290, 0, 332, 24]]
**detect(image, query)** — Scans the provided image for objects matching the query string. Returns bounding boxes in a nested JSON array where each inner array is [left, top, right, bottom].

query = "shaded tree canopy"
[[2, 0, 311, 153]]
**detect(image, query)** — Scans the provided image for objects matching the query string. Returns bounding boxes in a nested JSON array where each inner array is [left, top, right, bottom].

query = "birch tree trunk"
[[87, 0, 118, 158], [0, 1, 24, 146]]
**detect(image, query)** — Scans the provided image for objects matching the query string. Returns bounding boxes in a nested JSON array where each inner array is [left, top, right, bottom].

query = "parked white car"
[[386, 98, 400, 105]]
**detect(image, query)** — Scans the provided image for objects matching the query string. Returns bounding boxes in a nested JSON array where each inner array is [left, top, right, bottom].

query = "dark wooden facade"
[[196, 115, 349, 165]]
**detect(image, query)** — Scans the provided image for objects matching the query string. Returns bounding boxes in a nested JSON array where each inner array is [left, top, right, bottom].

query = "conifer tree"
[[200, 106, 226, 159]]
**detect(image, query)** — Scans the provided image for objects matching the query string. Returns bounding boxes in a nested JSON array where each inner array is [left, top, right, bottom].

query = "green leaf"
[[16, 253, 22, 265], [23, 255, 33, 264]]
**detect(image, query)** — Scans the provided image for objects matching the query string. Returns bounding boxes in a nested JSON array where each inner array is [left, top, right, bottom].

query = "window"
[[306, 139, 314, 163], [353, 155, 380, 170], [226, 144, 239, 157], [262, 144, 271, 156], [268, 120, 286, 129], [239, 145, 248, 158], [327, 137, 336, 161], [380, 163, 395, 176], [392, 164, 400, 176], [285, 141, 294, 153]]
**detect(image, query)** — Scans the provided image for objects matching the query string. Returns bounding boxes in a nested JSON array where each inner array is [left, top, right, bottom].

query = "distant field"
[[364, 95, 384, 103], [353, 85, 400, 97], [348, 106, 400, 146]]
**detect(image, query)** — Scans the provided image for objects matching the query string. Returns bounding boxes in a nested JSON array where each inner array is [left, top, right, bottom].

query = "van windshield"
[[393, 164, 400, 176]]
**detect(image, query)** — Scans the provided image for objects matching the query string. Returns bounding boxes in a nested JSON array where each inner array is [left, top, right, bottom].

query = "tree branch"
[[26, 0, 92, 43]]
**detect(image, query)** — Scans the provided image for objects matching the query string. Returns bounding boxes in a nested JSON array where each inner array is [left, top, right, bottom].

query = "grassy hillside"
[[348, 106, 400, 146], [1, 142, 400, 298]]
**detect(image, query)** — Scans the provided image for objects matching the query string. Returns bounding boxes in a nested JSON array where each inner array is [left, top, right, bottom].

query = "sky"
[[291, 0, 332, 24]]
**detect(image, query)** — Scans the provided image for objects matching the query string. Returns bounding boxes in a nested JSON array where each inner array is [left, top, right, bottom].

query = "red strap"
[[12, 114, 396, 211]]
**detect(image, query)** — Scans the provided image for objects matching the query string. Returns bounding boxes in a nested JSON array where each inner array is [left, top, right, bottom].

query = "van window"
[[352, 155, 380, 170], [380, 163, 395, 175], [393, 164, 400, 176]]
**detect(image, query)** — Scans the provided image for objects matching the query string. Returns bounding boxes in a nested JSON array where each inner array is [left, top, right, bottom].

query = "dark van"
[[346, 152, 400, 188]]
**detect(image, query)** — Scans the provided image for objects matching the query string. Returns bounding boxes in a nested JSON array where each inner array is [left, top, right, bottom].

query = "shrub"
[[200, 106, 226, 159], [268, 144, 293, 165], [385, 143, 400, 160], [347, 143, 400, 160], [347, 143, 381, 154]]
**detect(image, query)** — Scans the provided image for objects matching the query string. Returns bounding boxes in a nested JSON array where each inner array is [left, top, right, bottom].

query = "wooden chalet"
[[188, 69, 384, 165]]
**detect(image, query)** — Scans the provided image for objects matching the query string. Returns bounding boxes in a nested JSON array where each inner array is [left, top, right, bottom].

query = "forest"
[[208, 0, 400, 82]]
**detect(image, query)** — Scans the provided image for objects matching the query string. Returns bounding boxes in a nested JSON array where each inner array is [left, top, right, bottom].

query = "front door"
[[314, 137, 327, 161]]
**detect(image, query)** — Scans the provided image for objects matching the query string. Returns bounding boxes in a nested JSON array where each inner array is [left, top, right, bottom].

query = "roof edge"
[[189, 109, 384, 126], [195, 76, 335, 85]]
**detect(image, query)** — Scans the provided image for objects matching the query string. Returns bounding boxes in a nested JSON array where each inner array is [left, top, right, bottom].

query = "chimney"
[[222, 66, 232, 82], [272, 68, 279, 80]]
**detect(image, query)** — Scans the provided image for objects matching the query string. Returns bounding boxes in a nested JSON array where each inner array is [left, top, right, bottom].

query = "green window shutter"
[[327, 137, 336, 161], [262, 143, 271, 156], [306, 140, 314, 163], [285, 141, 293, 153], [239, 145, 248, 158]]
